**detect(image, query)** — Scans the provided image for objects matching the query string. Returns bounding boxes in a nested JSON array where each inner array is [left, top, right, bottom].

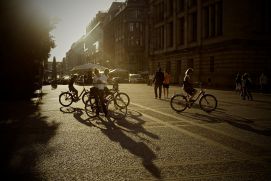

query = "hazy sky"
[[31, 0, 124, 62]]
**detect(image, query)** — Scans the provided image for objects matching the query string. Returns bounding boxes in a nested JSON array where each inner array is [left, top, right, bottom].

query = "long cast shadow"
[[72, 108, 162, 179], [0, 100, 59, 180], [101, 122, 161, 179], [181, 111, 271, 136]]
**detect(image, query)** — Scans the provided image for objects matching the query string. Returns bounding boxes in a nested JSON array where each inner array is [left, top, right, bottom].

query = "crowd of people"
[[65, 67, 269, 115], [68, 68, 111, 117], [235, 72, 269, 100], [151, 67, 197, 101]]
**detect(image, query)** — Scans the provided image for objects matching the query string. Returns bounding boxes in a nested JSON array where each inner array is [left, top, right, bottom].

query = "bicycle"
[[84, 88, 127, 119], [170, 84, 217, 113], [107, 81, 130, 108], [59, 86, 90, 107]]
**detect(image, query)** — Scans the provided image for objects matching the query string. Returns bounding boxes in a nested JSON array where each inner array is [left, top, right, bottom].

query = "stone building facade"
[[65, 36, 85, 72], [148, 0, 271, 88], [84, 11, 107, 66], [103, 0, 148, 73]]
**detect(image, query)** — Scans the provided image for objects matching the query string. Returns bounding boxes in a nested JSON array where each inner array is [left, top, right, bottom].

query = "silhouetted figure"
[[241, 73, 253, 100], [51, 79, 57, 90], [259, 72, 268, 93], [235, 72, 242, 94], [93, 68, 108, 117], [183, 68, 197, 100], [153, 68, 164, 99], [163, 70, 171, 99], [68, 74, 78, 100]]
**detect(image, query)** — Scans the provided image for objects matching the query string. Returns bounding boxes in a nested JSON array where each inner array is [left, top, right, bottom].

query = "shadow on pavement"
[[0, 100, 59, 180], [181, 111, 271, 136], [71, 107, 162, 179]]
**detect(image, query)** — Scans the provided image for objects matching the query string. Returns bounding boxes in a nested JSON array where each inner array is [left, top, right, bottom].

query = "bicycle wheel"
[[59, 92, 73, 107], [114, 92, 130, 108], [82, 91, 91, 104], [170, 94, 188, 112], [107, 98, 127, 119], [199, 94, 217, 113], [85, 97, 97, 118]]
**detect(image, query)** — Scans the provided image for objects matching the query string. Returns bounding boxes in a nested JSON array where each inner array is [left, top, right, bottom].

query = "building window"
[[216, 1, 223, 35], [203, 0, 223, 38], [155, 1, 164, 23], [167, 22, 173, 47], [189, 12, 197, 42], [188, 0, 197, 8], [203, 7, 209, 38], [210, 4, 215, 37], [159, 26, 164, 49], [166, 61, 171, 73], [210, 56, 214, 72], [177, 0, 185, 12], [166, 0, 173, 16], [129, 23, 134, 32], [177, 17, 185, 45]]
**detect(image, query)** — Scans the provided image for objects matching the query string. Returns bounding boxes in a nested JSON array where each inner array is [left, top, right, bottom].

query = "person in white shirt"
[[93, 68, 108, 117]]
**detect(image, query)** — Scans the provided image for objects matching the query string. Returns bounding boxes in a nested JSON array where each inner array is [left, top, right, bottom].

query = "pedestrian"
[[241, 73, 253, 100], [153, 68, 164, 99], [235, 72, 242, 94], [163, 70, 171, 99], [259, 72, 268, 93]]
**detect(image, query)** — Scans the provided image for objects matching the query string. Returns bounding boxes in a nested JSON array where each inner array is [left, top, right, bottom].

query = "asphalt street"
[[1, 84, 271, 180]]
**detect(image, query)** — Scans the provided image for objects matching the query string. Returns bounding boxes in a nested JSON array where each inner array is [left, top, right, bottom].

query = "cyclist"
[[69, 74, 79, 101], [183, 68, 197, 101], [93, 68, 108, 117], [103, 68, 110, 96]]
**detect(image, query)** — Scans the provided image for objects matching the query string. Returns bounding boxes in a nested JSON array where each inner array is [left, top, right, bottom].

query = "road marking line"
[[131, 102, 271, 148], [131, 102, 269, 164]]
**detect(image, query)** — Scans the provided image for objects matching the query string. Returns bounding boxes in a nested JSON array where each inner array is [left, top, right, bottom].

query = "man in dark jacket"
[[153, 68, 164, 99]]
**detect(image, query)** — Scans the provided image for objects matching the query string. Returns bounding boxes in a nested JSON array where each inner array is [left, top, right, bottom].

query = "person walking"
[[153, 68, 164, 99], [259, 72, 268, 93], [241, 73, 253, 100], [235, 72, 242, 94], [163, 70, 171, 99]]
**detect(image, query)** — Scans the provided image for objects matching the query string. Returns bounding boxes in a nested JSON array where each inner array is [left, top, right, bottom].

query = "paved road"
[[1, 84, 271, 180]]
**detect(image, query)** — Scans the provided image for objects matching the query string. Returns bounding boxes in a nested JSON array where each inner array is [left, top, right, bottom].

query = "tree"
[[0, 0, 55, 100], [52, 57, 57, 80]]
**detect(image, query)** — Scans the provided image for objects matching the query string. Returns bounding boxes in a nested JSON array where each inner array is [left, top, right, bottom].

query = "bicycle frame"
[[184, 86, 205, 106], [77, 87, 86, 98]]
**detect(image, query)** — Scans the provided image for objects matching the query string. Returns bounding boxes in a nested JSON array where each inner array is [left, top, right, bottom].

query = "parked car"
[[111, 77, 129, 84], [129, 74, 145, 83]]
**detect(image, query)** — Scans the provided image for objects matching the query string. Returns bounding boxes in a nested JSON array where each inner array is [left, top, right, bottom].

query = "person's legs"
[[70, 86, 78, 99], [92, 88, 100, 114], [154, 84, 158, 98], [98, 90, 108, 116], [166, 87, 169, 98], [163, 85, 166, 98], [158, 85, 162, 99], [247, 89, 253, 100]]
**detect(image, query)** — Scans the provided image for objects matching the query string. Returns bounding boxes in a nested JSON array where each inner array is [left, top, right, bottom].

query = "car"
[[129, 74, 145, 83], [111, 77, 129, 84]]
